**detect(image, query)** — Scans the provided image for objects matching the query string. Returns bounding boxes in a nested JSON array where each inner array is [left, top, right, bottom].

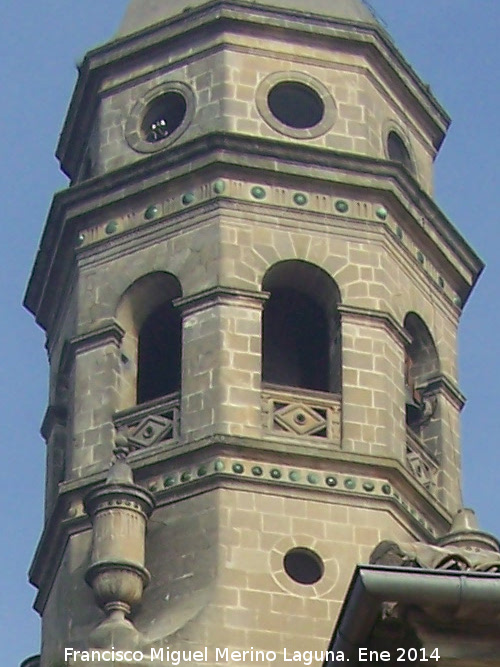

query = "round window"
[[256, 73, 336, 139], [126, 82, 195, 154], [268, 82, 325, 130], [283, 547, 324, 585], [141, 92, 187, 143]]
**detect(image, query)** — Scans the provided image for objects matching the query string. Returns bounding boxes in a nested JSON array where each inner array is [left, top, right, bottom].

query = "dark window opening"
[[137, 301, 181, 403], [403, 314, 440, 448], [268, 82, 324, 129], [387, 130, 413, 171], [142, 92, 187, 143], [284, 547, 324, 585], [404, 350, 424, 432], [262, 288, 329, 392]]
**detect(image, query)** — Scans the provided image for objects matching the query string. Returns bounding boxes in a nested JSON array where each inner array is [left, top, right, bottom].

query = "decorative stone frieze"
[[262, 384, 341, 443], [405, 431, 439, 495], [114, 393, 180, 453], [142, 454, 440, 538]]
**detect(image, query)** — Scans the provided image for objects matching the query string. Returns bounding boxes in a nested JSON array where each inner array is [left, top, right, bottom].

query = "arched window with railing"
[[116, 272, 183, 409], [404, 312, 440, 461], [261, 261, 342, 443]]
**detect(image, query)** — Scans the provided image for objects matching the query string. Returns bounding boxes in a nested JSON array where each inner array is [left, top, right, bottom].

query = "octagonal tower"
[[24, 1, 482, 665]]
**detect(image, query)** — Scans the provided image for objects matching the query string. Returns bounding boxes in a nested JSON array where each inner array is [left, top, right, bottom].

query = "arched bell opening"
[[387, 130, 414, 173], [137, 300, 182, 404], [404, 312, 440, 458], [116, 272, 183, 409], [261, 260, 341, 394]]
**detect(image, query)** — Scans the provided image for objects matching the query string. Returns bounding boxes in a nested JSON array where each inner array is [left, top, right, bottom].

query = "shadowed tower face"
[[23, 1, 484, 665]]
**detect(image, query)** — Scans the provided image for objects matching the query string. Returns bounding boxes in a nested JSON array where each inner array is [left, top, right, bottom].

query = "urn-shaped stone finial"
[[84, 458, 155, 649], [437, 507, 500, 553]]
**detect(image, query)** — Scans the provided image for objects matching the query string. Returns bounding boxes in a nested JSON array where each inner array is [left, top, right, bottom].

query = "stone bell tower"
[[24, 1, 487, 665]]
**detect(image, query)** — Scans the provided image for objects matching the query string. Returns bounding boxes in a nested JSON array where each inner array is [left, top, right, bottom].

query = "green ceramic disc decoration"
[[396, 226, 403, 240], [375, 206, 388, 220], [270, 468, 282, 479], [144, 205, 159, 220], [363, 481, 375, 492], [252, 466, 263, 476], [76, 233, 85, 246], [197, 466, 208, 477], [232, 463, 244, 474], [307, 473, 319, 485], [164, 476, 176, 488], [438, 276, 445, 289], [213, 179, 226, 195], [344, 478, 356, 490], [289, 470, 301, 482], [325, 476, 337, 487], [180, 471, 191, 482], [335, 199, 349, 213], [251, 186, 266, 200], [214, 460, 225, 472], [293, 192, 308, 206], [417, 250, 425, 264], [453, 295, 462, 307], [105, 220, 118, 235], [182, 192, 195, 206]]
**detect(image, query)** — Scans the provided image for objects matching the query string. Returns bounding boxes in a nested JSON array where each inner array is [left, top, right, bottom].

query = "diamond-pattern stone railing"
[[262, 384, 341, 444], [405, 429, 439, 495], [114, 392, 180, 452]]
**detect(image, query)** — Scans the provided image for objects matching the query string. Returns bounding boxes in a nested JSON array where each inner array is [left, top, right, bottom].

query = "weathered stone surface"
[[117, 0, 378, 38], [24, 1, 490, 666]]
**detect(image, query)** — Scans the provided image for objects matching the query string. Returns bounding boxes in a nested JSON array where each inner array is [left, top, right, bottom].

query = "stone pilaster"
[[177, 288, 267, 441]]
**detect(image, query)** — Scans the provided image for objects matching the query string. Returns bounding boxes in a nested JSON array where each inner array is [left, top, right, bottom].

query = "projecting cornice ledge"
[[337, 305, 411, 346], [174, 286, 269, 316], [423, 373, 466, 411], [24, 133, 483, 333]]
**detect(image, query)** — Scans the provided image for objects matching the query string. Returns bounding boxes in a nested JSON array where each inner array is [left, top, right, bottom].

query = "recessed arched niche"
[[261, 260, 342, 394], [116, 271, 183, 409]]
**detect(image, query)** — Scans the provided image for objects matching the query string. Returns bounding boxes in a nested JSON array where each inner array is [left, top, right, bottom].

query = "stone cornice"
[[71, 320, 125, 353], [29, 501, 90, 614], [40, 404, 67, 442], [56, 321, 125, 379], [338, 305, 412, 347], [24, 133, 483, 332], [174, 286, 269, 316], [30, 434, 452, 614], [424, 373, 466, 411], [57, 1, 448, 177], [334, 312, 466, 408]]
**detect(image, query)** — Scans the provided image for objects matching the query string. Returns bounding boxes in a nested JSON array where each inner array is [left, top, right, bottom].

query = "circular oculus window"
[[141, 92, 187, 144], [283, 547, 325, 585], [268, 82, 325, 130], [257, 72, 336, 139], [126, 82, 195, 154]]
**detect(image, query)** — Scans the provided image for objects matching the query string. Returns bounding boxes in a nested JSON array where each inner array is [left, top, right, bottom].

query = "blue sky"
[[1, 1, 499, 664]]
